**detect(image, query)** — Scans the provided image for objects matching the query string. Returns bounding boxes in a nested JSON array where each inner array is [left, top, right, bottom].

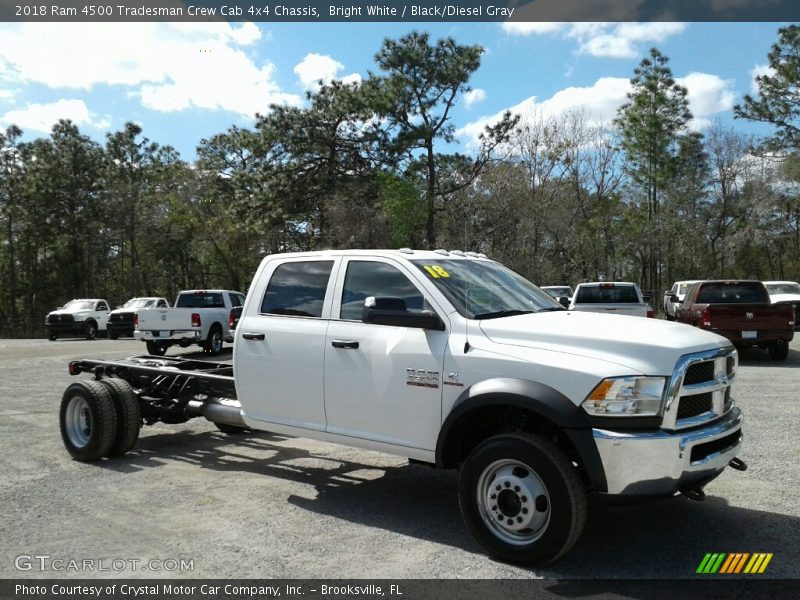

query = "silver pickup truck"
[[134, 289, 245, 355]]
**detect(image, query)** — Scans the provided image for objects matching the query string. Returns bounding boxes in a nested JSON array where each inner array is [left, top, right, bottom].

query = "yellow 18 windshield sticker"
[[423, 265, 450, 279]]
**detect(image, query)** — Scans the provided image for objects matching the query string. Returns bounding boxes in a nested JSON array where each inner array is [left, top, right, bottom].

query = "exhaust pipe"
[[186, 398, 246, 428]]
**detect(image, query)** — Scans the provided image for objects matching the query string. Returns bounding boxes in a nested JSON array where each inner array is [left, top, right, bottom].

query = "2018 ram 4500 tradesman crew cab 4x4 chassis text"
[[59, 250, 746, 565]]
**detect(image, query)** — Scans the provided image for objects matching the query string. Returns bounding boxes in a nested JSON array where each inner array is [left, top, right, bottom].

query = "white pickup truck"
[[570, 281, 653, 318], [45, 298, 111, 340], [59, 250, 745, 565], [133, 289, 245, 356]]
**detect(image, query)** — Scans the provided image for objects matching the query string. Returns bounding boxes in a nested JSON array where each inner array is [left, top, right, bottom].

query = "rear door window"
[[261, 261, 334, 318]]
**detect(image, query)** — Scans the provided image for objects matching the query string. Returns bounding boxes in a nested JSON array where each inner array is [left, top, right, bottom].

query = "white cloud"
[[464, 88, 487, 108], [677, 72, 736, 119], [0, 22, 300, 118], [293, 52, 361, 91], [458, 72, 735, 146], [501, 22, 687, 60], [749, 64, 775, 94], [0, 99, 106, 133], [0, 90, 14, 101]]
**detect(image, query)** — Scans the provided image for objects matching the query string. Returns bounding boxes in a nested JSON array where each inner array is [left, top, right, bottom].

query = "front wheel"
[[48, 333, 57, 341], [146, 341, 167, 356], [458, 433, 587, 565], [84, 320, 98, 340]]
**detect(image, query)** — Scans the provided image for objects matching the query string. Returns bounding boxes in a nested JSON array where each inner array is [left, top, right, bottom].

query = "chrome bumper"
[[134, 329, 201, 342], [593, 407, 743, 495]]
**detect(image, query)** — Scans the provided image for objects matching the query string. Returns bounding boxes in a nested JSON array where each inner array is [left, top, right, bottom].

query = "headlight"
[[72, 313, 86, 321], [582, 376, 666, 417]]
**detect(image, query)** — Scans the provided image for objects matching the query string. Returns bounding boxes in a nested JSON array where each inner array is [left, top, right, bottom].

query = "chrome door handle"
[[331, 339, 359, 349], [242, 332, 265, 340]]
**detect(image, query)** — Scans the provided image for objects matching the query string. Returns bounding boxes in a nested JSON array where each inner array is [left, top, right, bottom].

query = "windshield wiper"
[[473, 309, 534, 320], [536, 307, 566, 312]]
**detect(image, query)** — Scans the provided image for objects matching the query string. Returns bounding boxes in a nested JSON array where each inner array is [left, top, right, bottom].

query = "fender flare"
[[436, 377, 607, 492]]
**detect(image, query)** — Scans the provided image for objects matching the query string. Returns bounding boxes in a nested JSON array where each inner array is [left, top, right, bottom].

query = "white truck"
[[107, 297, 170, 340], [59, 250, 745, 565], [133, 289, 245, 356], [45, 298, 111, 340], [569, 281, 653, 318], [664, 280, 700, 321]]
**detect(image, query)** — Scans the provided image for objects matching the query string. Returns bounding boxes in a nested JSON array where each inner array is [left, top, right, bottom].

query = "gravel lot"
[[1, 336, 798, 579]]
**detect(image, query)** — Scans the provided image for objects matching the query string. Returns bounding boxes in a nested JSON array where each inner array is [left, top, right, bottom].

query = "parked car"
[[672, 280, 795, 361], [569, 282, 653, 317], [663, 280, 700, 320], [107, 297, 170, 340], [45, 299, 111, 340], [764, 281, 800, 331], [61, 249, 745, 565], [541, 285, 573, 305], [134, 289, 245, 356]]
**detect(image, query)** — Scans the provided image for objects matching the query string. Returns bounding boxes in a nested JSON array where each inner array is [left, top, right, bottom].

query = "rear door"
[[323, 258, 448, 450], [235, 258, 338, 431]]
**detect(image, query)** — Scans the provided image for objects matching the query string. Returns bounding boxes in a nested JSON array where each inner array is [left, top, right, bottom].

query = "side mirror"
[[668, 294, 681, 304], [363, 297, 445, 330], [557, 296, 570, 308], [642, 294, 652, 304]]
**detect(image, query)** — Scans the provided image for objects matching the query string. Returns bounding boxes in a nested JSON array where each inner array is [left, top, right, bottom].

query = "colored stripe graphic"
[[697, 553, 772, 574]]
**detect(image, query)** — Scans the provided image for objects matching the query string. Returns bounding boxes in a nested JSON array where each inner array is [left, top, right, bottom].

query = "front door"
[[324, 258, 448, 450]]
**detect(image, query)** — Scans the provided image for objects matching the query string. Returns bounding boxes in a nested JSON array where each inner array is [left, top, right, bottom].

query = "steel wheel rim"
[[65, 395, 92, 448], [476, 458, 551, 545], [211, 331, 222, 352]]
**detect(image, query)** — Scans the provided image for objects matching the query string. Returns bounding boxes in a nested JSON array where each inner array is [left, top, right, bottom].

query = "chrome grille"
[[677, 392, 713, 419], [663, 346, 737, 431]]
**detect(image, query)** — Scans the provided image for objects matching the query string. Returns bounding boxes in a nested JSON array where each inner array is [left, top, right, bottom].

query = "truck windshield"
[[696, 282, 769, 304], [411, 259, 561, 319], [544, 287, 571, 298], [122, 299, 155, 309], [62, 300, 94, 310], [575, 285, 639, 303], [765, 282, 800, 295], [176, 292, 225, 308]]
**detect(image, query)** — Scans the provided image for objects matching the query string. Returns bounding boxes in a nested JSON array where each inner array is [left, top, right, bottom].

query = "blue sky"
[[0, 21, 787, 159]]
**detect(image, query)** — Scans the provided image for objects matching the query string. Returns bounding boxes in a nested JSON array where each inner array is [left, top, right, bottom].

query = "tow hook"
[[728, 457, 748, 472], [680, 487, 706, 502]]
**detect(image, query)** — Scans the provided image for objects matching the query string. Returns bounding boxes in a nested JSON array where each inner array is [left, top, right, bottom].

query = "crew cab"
[[45, 299, 111, 340], [107, 297, 170, 339], [672, 280, 795, 361], [133, 289, 245, 356], [664, 280, 699, 321], [569, 282, 653, 317], [764, 281, 800, 331], [59, 250, 746, 565]]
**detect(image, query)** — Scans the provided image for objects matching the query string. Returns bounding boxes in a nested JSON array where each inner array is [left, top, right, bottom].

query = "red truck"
[[672, 280, 795, 361]]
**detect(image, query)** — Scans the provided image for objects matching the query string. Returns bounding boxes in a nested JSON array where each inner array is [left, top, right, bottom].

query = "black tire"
[[99, 378, 141, 456], [48, 334, 57, 341], [769, 342, 789, 361], [215, 422, 248, 434], [458, 433, 587, 566], [84, 320, 98, 340], [59, 380, 118, 461], [108, 330, 119, 340], [203, 325, 224, 355], [146, 341, 167, 356]]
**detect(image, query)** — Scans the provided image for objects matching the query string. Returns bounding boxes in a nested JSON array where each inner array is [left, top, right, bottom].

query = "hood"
[[477, 311, 730, 375]]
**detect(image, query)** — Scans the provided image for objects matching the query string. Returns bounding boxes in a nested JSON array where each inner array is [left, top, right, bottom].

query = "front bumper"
[[46, 322, 86, 336], [593, 407, 743, 495]]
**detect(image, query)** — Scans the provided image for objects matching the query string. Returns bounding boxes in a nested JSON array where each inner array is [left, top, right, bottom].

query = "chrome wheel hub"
[[477, 459, 550, 544]]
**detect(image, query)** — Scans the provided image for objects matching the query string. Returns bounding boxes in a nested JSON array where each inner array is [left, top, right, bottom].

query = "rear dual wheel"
[[60, 379, 141, 461], [769, 342, 789, 361]]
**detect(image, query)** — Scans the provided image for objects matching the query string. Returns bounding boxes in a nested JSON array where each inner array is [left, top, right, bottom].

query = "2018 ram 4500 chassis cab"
[[59, 250, 746, 565]]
